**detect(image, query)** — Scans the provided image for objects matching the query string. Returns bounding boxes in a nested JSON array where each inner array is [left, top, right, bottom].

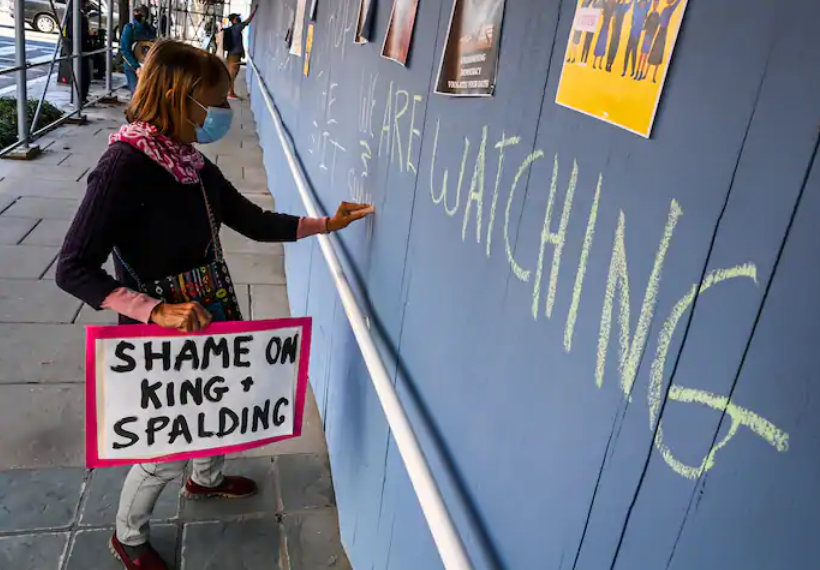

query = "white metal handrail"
[[246, 56, 474, 570]]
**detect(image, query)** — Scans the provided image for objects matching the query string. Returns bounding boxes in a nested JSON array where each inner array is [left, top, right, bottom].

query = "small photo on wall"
[[355, 0, 376, 43], [435, 0, 507, 96], [381, 0, 420, 65]]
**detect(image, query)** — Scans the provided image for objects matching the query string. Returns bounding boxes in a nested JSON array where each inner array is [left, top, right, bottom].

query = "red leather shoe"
[[183, 475, 257, 499], [109, 533, 169, 570]]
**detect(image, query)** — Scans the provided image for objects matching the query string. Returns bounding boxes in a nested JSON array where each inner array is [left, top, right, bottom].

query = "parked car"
[[7, 0, 120, 38]]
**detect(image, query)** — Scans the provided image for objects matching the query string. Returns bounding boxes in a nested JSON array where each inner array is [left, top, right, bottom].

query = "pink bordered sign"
[[85, 318, 312, 468]]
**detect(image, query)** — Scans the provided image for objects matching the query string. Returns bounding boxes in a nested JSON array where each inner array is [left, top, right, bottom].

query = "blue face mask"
[[189, 97, 233, 144]]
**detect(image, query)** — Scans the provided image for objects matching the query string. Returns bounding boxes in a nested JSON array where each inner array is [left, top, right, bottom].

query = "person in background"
[[55, 40, 373, 570], [120, 4, 156, 94], [224, 5, 258, 99], [64, 0, 93, 103]]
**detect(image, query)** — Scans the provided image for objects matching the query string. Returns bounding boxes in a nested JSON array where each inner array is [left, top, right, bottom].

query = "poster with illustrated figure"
[[85, 319, 311, 467], [435, 0, 507, 96], [381, 0, 420, 65], [556, 0, 689, 137]]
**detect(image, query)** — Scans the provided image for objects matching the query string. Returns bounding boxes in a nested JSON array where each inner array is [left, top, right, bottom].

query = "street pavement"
[[0, 77, 350, 569], [0, 33, 58, 94]]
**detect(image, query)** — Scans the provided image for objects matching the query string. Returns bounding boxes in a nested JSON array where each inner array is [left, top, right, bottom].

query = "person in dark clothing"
[[622, 0, 649, 77], [580, 0, 602, 65], [64, 0, 93, 103], [121, 5, 156, 94], [592, 0, 615, 70], [56, 40, 373, 570], [605, 0, 631, 72], [224, 6, 258, 99], [635, 0, 660, 81], [567, 0, 593, 64], [645, 0, 684, 82]]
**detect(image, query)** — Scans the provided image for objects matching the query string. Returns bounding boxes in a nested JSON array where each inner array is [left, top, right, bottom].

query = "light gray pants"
[[116, 455, 225, 546]]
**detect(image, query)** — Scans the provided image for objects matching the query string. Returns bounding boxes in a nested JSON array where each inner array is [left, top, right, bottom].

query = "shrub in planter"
[[0, 98, 64, 149]]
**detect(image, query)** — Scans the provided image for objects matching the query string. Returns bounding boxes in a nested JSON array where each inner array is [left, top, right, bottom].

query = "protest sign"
[[85, 318, 311, 467]]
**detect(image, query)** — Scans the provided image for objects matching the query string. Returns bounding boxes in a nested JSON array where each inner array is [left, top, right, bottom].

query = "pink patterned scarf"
[[109, 121, 205, 184]]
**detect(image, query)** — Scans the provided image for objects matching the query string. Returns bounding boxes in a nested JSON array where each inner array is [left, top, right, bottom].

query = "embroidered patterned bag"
[[113, 180, 242, 323]]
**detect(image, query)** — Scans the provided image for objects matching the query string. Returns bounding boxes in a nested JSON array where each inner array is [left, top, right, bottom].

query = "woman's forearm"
[[296, 217, 330, 239], [101, 288, 161, 323]]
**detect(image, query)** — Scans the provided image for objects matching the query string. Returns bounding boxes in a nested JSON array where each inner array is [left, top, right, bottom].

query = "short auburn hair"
[[126, 40, 229, 139]]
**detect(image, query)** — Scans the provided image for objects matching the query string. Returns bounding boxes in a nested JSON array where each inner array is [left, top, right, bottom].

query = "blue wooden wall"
[[245, 0, 820, 568]]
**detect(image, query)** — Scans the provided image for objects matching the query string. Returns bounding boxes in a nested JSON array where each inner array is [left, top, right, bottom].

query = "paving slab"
[[0, 279, 82, 323], [0, 467, 86, 532], [0, 177, 87, 199], [44, 254, 114, 280], [80, 466, 181, 526], [221, 227, 284, 255], [250, 284, 291, 320], [66, 525, 178, 570], [57, 152, 107, 168], [0, 532, 69, 570], [0, 384, 85, 469], [21, 219, 72, 247], [21, 149, 72, 166], [181, 518, 282, 570], [0, 217, 38, 245], [76, 304, 118, 324], [0, 244, 59, 278], [283, 509, 351, 570], [228, 252, 286, 285], [181, 457, 278, 521], [1, 197, 80, 220], [0, 164, 90, 182], [276, 454, 335, 511], [236, 283, 251, 318], [218, 163, 244, 182], [0, 324, 85, 384], [244, 167, 268, 186], [0, 194, 16, 213], [244, 193, 275, 210], [216, 150, 263, 168]]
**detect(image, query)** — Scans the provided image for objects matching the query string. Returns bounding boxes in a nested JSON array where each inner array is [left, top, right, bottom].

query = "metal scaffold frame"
[[0, 0, 233, 159]]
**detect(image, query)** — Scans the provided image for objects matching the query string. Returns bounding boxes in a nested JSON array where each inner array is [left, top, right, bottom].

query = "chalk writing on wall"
[[279, 3, 789, 480], [419, 115, 787, 478]]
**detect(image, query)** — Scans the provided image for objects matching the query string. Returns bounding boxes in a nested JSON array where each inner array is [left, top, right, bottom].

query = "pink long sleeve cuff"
[[297, 217, 329, 239], [101, 287, 161, 324]]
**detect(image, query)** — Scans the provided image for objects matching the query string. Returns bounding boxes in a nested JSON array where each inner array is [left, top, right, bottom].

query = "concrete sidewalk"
[[0, 79, 350, 569]]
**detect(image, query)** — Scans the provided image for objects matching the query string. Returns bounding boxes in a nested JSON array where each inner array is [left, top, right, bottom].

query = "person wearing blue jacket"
[[120, 5, 156, 94]]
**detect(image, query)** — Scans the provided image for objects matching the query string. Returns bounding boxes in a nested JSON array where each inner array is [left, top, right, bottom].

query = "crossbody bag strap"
[[112, 246, 144, 290], [198, 177, 225, 263]]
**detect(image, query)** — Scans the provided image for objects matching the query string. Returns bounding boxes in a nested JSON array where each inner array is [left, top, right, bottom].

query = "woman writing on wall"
[[56, 40, 373, 570]]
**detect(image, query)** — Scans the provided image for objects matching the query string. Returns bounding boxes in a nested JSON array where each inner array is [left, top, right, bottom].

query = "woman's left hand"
[[327, 202, 375, 232]]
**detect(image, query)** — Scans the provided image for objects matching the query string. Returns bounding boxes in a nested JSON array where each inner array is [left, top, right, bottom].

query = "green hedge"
[[0, 98, 64, 149]]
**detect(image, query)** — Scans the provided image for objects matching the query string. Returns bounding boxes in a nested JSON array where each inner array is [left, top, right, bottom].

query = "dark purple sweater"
[[56, 142, 299, 314]]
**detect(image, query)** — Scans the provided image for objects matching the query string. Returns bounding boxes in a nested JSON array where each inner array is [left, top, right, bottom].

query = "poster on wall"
[[381, 0, 420, 65], [555, 0, 689, 138], [354, 0, 375, 43], [304, 23, 314, 75], [85, 319, 312, 467], [290, 0, 309, 56], [434, 0, 507, 96]]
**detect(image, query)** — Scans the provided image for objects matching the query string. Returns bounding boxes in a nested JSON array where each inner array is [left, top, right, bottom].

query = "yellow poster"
[[555, 0, 688, 138]]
